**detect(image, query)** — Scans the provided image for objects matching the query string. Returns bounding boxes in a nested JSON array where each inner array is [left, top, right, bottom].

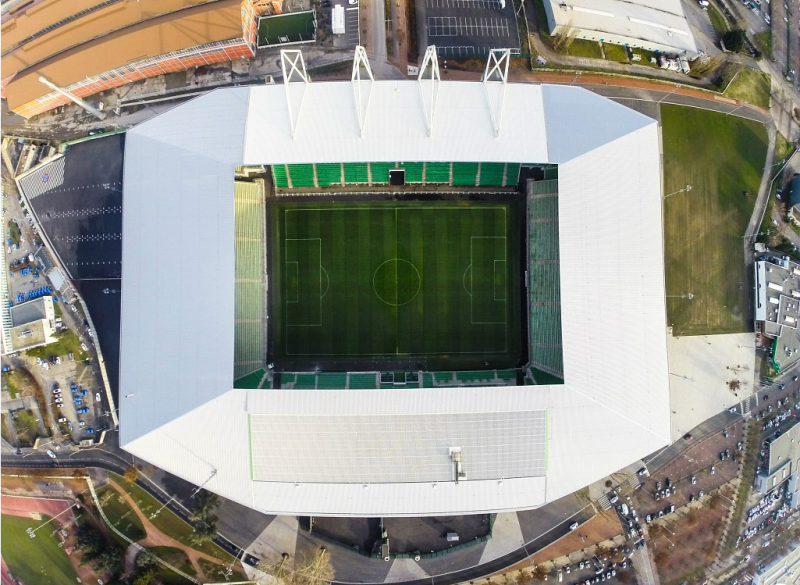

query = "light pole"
[[658, 84, 681, 104], [663, 184, 693, 199]]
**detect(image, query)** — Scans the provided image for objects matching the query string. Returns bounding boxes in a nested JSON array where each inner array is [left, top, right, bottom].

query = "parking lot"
[[634, 420, 745, 522], [418, 0, 519, 57]]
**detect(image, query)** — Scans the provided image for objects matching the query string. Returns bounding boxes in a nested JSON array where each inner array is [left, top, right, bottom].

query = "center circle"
[[373, 259, 421, 306]]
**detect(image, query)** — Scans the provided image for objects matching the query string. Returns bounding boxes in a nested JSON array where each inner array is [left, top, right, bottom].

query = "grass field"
[[1, 514, 79, 585], [97, 484, 146, 542], [257, 11, 316, 47], [269, 201, 524, 370], [662, 105, 768, 336], [110, 474, 237, 563], [724, 67, 772, 108]]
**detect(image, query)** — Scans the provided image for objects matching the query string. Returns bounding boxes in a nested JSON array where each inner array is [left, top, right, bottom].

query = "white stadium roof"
[[120, 65, 670, 516]]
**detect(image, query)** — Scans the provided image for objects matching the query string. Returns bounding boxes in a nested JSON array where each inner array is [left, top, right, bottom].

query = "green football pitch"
[[269, 201, 524, 370]]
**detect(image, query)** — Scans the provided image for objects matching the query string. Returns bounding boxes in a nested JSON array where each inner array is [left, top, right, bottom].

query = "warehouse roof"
[[119, 78, 671, 516], [544, 0, 697, 55]]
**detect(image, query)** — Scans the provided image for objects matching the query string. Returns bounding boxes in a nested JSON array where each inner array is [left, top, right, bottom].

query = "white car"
[[55, 356, 61, 365], [46, 449, 56, 459], [58, 417, 67, 423], [569, 521, 579, 530], [80, 343, 89, 351]]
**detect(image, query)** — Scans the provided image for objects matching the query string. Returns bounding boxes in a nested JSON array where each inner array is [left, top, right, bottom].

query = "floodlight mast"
[[482, 49, 510, 138], [280, 50, 310, 138], [351, 46, 374, 137], [418, 46, 441, 137]]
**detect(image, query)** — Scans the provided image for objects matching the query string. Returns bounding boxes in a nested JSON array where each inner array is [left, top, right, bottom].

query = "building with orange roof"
[[1, 0, 261, 118]]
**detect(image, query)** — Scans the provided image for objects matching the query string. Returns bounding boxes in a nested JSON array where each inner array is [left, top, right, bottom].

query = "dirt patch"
[[648, 501, 728, 585]]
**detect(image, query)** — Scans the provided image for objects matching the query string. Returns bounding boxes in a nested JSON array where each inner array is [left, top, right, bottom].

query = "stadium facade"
[[119, 50, 671, 516]]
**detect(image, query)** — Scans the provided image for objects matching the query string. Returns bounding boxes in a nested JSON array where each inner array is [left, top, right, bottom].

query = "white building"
[[118, 49, 671, 517], [541, 0, 699, 58]]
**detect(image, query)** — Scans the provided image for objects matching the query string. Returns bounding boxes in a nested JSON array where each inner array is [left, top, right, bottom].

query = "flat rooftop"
[[9, 296, 49, 327], [543, 0, 697, 54]]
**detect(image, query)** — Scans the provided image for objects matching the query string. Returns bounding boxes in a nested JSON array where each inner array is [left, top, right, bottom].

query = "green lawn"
[[257, 11, 316, 47], [269, 201, 524, 370], [1, 514, 79, 585], [662, 105, 768, 335], [566, 38, 604, 59], [708, 4, 729, 36], [110, 473, 237, 563], [724, 67, 772, 108], [97, 484, 146, 541], [602, 43, 629, 62]]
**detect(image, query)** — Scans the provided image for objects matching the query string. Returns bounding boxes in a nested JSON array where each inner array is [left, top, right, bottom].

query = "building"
[[752, 541, 800, 585], [754, 253, 800, 372], [755, 420, 800, 507], [118, 49, 670, 517], [1, 0, 262, 119], [787, 174, 800, 225], [540, 0, 698, 59], [8, 296, 57, 352]]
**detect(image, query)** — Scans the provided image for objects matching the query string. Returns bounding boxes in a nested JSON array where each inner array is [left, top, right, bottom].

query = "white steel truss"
[[351, 46, 374, 137], [418, 46, 441, 137], [280, 50, 310, 138], [482, 49, 510, 138]]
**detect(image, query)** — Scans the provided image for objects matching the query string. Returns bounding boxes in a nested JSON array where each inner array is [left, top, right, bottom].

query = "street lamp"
[[663, 184, 693, 199]]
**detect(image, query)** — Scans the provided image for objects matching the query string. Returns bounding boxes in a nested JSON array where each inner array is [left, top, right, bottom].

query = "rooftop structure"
[[756, 421, 800, 505], [540, 0, 698, 58], [755, 253, 800, 371], [7, 296, 56, 352], [752, 545, 800, 585], [118, 49, 670, 516]]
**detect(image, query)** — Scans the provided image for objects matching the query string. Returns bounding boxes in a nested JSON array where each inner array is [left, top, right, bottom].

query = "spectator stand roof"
[[119, 48, 670, 516]]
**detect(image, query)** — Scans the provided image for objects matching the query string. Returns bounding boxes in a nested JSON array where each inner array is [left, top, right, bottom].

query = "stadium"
[[119, 48, 671, 517]]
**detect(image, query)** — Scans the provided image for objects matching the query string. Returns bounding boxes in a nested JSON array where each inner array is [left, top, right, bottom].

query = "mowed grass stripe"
[[661, 105, 768, 335], [271, 203, 517, 363]]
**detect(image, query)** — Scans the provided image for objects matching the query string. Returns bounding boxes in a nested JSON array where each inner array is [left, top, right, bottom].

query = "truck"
[[332, 5, 345, 35]]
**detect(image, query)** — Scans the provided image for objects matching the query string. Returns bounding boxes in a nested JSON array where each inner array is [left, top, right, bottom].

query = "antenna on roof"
[[482, 49, 510, 138], [352, 46, 374, 138], [280, 50, 310, 138], [418, 46, 441, 137]]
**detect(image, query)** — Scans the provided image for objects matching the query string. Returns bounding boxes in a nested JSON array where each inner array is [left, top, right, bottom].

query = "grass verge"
[[719, 421, 760, 555], [662, 104, 769, 335], [565, 38, 603, 59], [708, 4, 729, 36], [602, 43, 628, 62], [723, 67, 772, 108], [754, 30, 772, 60], [1, 514, 79, 585], [198, 558, 248, 582]]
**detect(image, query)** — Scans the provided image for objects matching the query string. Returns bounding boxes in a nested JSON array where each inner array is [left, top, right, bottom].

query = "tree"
[[76, 523, 106, 560], [189, 517, 218, 546], [722, 29, 747, 53], [123, 466, 139, 483], [94, 546, 124, 574]]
